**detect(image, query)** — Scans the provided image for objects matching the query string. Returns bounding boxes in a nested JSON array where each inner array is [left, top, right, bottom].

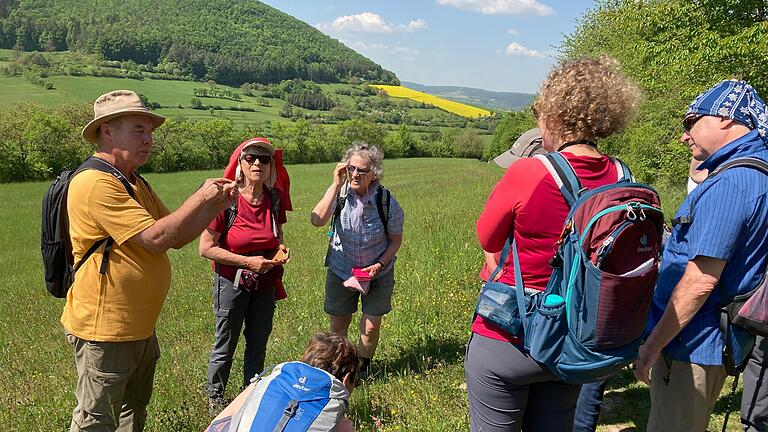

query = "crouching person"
[[206, 332, 360, 432]]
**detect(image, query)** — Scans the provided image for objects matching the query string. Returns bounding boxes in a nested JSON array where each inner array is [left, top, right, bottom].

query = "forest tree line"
[[0, 0, 399, 86]]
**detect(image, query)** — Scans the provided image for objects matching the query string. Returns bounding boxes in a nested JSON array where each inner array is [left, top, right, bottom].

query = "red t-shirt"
[[473, 152, 619, 343], [208, 192, 280, 281]]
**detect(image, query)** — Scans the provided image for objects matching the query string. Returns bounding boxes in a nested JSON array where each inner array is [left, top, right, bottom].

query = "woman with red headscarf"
[[199, 138, 290, 416]]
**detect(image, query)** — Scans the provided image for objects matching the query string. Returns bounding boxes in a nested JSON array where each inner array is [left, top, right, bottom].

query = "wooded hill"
[[0, 0, 399, 86]]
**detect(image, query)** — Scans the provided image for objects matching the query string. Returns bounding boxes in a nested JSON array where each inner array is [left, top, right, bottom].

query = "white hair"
[[342, 141, 384, 180]]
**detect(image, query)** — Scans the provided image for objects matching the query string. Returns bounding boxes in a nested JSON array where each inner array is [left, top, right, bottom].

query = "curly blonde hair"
[[532, 56, 640, 143]]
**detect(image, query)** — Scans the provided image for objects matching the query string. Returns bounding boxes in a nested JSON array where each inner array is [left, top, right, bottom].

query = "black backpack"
[[323, 184, 391, 267], [41, 157, 146, 298]]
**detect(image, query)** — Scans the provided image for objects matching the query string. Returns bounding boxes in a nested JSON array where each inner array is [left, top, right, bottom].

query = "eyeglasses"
[[683, 114, 704, 133], [346, 165, 372, 175], [242, 154, 272, 164]]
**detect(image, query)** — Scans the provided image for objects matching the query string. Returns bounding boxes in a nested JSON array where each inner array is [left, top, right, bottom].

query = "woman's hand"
[[333, 162, 347, 187], [246, 256, 276, 273], [363, 262, 384, 279]]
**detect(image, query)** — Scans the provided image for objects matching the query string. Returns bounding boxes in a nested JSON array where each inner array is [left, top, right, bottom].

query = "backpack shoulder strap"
[[267, 187, 281, 217], [707, 157, 768, 304], [376, 185, 391, 240], [324, 191, 347, 268], [611, 157, 635, 182], [71, 157, 137, 274], [708, 157, 768, 178], [219, 201, 238, 244], [535, 153, 582, 207], [134, 172, 153, 195], [77, 156, 137, 199], [267, 187, 281, 238]]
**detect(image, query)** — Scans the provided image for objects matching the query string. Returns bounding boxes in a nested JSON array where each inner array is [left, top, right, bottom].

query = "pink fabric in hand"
[[343, 273, 371, 295], [352, 267, 372, 281]]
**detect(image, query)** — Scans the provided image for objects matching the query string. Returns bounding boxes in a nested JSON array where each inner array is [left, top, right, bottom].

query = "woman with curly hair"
[[466, 57, 640, 432]]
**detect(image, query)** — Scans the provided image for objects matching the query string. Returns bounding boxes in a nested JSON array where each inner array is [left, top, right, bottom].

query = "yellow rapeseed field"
[[371, 85, 493, 118]]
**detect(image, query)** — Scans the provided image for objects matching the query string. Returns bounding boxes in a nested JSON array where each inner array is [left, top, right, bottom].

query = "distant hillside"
[[0, 0, 398, 86], [402, 81, 534, 111]]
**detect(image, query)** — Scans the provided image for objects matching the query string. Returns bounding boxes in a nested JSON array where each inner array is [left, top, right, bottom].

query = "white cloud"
[[505, 42, 545, 58], [342, 40, 419, 59], [437, 0, 555, 16], [507, 28, 519, 35], [404, 19, 429, 32], [323, 12, 393, 33], [317, 13, 428, 34]]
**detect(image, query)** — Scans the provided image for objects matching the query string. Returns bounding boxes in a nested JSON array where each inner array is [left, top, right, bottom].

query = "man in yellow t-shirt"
[[62, 90, 238, 432]]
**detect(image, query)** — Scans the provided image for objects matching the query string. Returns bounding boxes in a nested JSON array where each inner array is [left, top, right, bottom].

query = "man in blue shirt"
[[635, 80, 768, 432]]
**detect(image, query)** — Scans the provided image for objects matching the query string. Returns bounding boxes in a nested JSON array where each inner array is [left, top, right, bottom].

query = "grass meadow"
[[0, 158, 744, 431]]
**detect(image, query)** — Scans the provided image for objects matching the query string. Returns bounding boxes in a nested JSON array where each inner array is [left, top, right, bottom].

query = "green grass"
[[0, 158, 744, 431]]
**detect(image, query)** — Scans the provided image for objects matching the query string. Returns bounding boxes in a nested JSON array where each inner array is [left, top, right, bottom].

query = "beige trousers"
[[66, 332, 160, 432], [647, 356, 727, 432]]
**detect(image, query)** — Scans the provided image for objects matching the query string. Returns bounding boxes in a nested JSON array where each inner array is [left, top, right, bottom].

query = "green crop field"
[[0, 72, 472, 128], [0, 158, 741, 431]]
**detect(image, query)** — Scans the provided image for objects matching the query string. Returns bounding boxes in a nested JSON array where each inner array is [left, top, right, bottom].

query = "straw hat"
[[81, 90, 165, 144]]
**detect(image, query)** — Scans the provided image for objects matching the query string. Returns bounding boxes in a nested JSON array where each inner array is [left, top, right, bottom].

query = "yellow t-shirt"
[[61, 167, 172, 342]]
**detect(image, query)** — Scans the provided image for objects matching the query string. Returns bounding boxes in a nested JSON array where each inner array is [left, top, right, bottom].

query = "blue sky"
[[261, 0, 595, 93]]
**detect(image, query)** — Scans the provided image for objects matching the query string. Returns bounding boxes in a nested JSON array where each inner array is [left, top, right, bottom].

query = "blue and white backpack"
[[207, 362, 349, 432]]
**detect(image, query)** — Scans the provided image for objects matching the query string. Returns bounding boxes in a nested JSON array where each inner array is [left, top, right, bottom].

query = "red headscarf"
[[222, 137, 292, 300], [223, 137, 293, 223]]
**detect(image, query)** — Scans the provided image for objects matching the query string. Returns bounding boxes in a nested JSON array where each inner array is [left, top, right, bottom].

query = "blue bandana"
[[686, 80, 768, 143]]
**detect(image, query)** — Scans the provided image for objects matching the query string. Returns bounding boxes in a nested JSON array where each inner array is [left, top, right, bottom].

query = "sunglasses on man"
[[242, 154, 272, 164], [683, 114, 704, 133]]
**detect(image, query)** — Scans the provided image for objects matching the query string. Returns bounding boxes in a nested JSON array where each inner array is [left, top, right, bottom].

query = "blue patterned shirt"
[[648, 129, 768, 365], [327, 184, 405, 280]]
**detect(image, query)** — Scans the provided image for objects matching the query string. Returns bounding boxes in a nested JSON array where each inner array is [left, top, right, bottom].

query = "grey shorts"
[[324, 269, 395, 316]]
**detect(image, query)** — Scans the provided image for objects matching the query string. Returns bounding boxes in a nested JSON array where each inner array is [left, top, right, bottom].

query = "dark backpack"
[[323, 184, 391, 267], [41, 157, 146, 298], [476, 153, 664, 383]]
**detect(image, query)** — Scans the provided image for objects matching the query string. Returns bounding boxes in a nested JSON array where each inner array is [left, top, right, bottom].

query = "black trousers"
[[742, 335, 768, 431]]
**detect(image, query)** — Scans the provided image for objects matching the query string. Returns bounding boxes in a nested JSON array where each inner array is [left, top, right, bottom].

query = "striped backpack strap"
[[611, 157, 634, 182], [535, 153, 582, 207]]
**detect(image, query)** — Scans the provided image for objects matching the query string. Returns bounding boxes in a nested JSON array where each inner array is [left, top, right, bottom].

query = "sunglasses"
[[242, 154, 272, 164], [683, 114, 703, 133], [346, 165, 372, 175]]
